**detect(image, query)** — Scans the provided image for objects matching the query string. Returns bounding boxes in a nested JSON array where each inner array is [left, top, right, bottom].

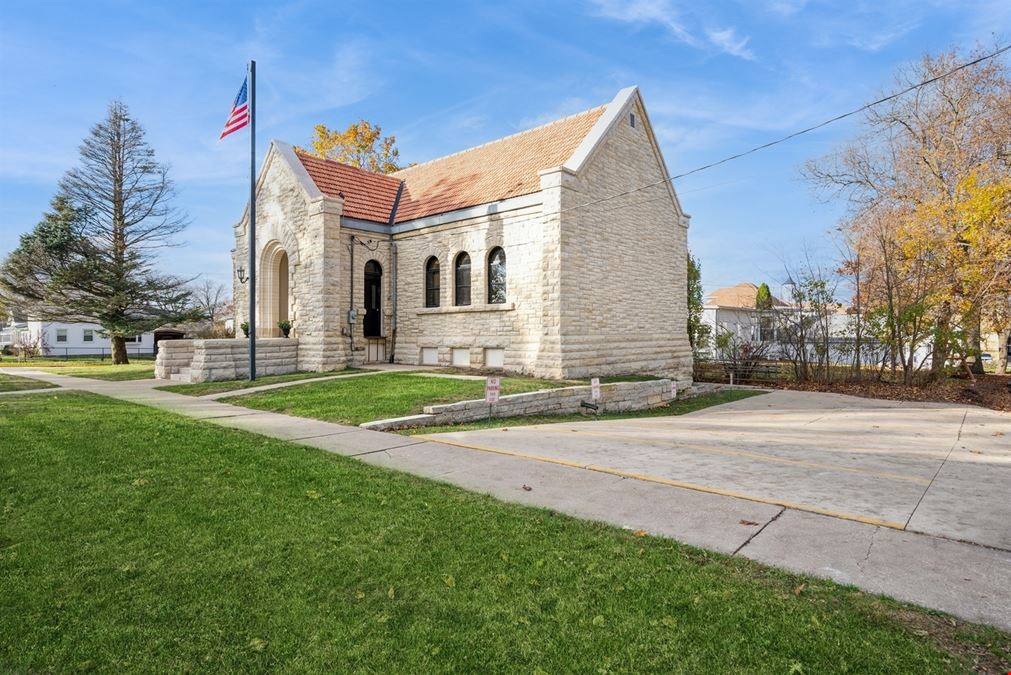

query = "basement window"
[[451, 348, 470, 368], [484, 348, 504, 369]]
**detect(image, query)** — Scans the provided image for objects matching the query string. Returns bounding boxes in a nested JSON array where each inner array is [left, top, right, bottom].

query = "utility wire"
[[380, 44, 1010, 237], [558, 43, 1011, 216]]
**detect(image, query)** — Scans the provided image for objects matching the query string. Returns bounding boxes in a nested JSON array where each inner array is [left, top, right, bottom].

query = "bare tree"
[[191, 279, 230, 324], [775, 257, 839, 383], [0, 101, 198, 363]]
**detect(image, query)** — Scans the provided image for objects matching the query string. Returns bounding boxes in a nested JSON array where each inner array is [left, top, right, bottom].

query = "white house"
[[702, 283, 789, 346], [702, 282, 936, 369], [0, 317, 155, 357]]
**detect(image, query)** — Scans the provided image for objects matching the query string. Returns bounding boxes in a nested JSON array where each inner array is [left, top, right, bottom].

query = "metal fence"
[[2, 346, 156, 361]]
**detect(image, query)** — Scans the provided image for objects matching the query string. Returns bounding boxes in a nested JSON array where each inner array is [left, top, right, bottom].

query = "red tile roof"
[[296, 153, 402, 223], [293, 104, 606, 224]]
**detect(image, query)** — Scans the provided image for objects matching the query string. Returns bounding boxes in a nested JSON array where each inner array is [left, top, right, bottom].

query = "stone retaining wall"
[[155, 338, 299, 383], [154, 340, 194, 380], [362, 378, 682, 430]]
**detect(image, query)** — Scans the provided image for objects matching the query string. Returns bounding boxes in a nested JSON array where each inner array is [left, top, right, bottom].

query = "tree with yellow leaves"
[[807, 45, 1011, 380], [297, 120, 403, 173]]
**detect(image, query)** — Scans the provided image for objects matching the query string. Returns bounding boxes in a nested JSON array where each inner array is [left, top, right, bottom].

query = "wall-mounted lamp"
[[351, 235, 380, 252], [236, 266, 249, 284]]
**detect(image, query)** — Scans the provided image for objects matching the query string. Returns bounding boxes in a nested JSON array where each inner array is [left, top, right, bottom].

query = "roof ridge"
[[391, 103, 607, 175]]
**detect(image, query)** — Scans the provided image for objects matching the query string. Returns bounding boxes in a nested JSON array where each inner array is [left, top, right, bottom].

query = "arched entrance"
[[260, 241, 291, 337]]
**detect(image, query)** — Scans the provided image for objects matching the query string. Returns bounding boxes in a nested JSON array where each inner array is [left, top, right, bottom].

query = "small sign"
[[485, 376, 500, 404], [590, 377, 601, 401]]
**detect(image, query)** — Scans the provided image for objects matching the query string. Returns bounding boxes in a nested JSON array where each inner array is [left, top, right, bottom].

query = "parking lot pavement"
[[425, 389, 1011, 550]]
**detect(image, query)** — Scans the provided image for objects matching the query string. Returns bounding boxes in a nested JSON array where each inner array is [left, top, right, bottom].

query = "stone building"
[[159, 87, 693, 383]]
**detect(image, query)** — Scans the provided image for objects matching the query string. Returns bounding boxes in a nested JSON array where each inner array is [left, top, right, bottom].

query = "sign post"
[[485, 376, 500, 418], [590, 377, 601, 401]]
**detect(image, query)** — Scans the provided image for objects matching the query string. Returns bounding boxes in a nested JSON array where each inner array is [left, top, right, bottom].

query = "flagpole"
[[248, 59, 257, 381]]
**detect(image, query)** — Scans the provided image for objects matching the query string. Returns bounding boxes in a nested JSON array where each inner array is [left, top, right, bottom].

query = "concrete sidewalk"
[[3, 367, 1009, 632]]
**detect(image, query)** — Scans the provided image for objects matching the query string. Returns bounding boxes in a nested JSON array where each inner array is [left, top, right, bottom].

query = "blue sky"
[[1, 1, 1006, 297]]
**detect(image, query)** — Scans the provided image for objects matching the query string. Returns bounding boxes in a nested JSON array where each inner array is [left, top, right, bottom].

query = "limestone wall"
[[155, 338, 299, 383], [155, 340, 194, 379], [391, 202, 556, 374], [556, 97, 693, 381], [232, 145, 346, 373], [360, 379, 678, 430]]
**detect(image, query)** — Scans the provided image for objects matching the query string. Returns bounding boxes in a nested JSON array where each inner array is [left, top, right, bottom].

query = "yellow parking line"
[[418, 434, 908, 531], [530, 426, 930, 486]]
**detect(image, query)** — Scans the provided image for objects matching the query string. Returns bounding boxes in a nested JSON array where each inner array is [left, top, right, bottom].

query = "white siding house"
[[0, 319, 155, 357]]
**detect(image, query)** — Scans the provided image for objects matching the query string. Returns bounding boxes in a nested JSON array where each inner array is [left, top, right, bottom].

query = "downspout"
[[348, 236, 355, 354], [387, 180, 405, 363]]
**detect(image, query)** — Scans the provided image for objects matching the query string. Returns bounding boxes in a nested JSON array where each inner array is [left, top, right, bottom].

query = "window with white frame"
[[56, 328, 67, 343], [83, 329, 94, 342]]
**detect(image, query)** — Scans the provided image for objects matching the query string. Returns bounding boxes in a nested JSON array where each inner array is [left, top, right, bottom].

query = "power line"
[[377, 44, 1010, 239], [558, 43, 1011, 216]]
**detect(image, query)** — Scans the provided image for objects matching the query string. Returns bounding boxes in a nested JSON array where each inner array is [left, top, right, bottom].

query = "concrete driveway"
[[427, 389, 1011, 551]]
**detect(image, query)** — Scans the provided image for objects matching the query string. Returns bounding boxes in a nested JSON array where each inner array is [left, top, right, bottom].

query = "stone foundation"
[[361, 378, 684, 430], [155, 338, 299, 383]]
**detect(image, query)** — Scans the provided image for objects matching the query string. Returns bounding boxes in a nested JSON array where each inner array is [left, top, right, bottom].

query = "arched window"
[[454, 252, 471, 306], [424, 257, 440, 308], [487, 247, 506, 304]]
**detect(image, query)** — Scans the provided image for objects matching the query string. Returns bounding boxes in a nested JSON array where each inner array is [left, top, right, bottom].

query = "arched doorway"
[[363, 260, 382, 338], [260, 241, 291, 337]]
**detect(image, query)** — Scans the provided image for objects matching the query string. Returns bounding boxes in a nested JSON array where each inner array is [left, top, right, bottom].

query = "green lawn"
[[0, 372, 57, 393], [0, 356, 156, 381], [2, 392, 1007, 672], [225, 372, 572, 425], [41, 362, 155, 381], [401, 389, 766, 435], [0, 356, 154, 368], [156, 368, 372, 396]]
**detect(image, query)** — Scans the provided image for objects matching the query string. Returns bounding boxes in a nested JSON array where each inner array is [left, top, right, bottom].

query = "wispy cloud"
[[586, 0, 756, 59], [842, 22, 920, 51], [706, 27, 754, 59], [517, 96, 592, 129], [761, 0, 809, 17], [588, 0, 699, 45]]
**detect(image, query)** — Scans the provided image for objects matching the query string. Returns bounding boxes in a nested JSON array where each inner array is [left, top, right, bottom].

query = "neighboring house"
[[161, 87, 693, 383], [981, 329, 1011, 371], [703, 282, 934, 368], [702, 283, 789, 346], [0, 316, 155, 357]]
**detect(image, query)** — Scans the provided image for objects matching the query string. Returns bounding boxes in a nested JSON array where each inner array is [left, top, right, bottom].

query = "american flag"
[[219, 77, 250, 140]]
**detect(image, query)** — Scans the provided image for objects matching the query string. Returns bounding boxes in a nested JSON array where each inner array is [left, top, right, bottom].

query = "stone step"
[[170, 367, 192, 383]]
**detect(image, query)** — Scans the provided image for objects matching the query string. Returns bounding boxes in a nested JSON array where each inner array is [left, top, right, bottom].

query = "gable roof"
[[291, 103, 607, 224], [707, 283, 788, 309]]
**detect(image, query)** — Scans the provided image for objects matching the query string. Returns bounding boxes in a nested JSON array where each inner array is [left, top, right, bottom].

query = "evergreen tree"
[[687, 252, 710, 350], [755, 282, 774, 311], [0, 102, 198, 364]]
